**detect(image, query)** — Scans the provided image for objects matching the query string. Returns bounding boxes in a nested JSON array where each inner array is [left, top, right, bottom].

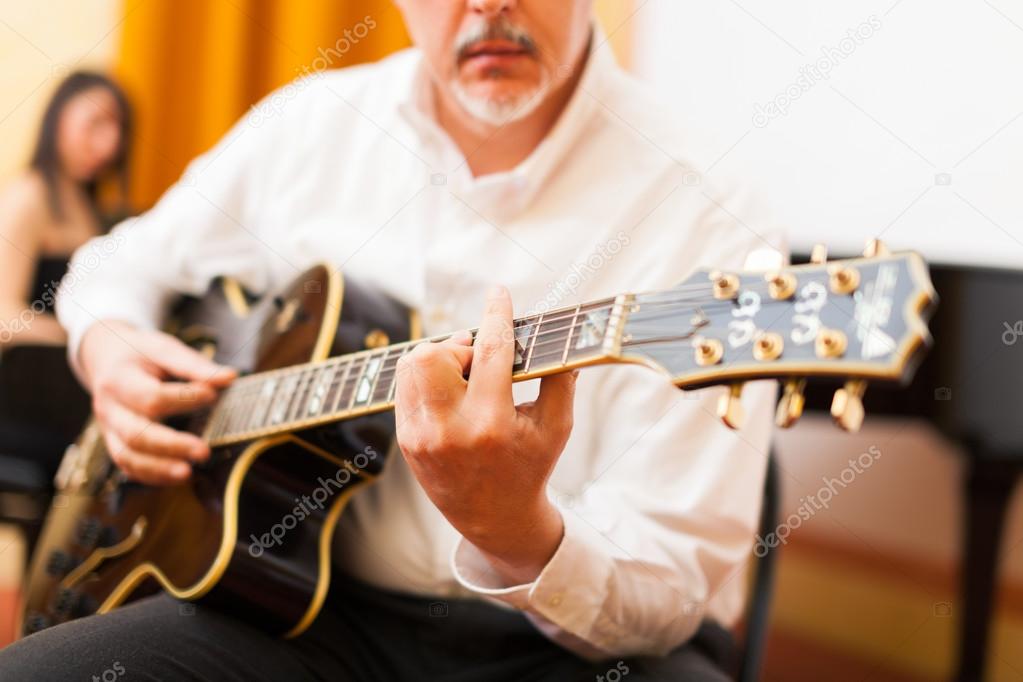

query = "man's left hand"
[[394, 285, 577, 585]]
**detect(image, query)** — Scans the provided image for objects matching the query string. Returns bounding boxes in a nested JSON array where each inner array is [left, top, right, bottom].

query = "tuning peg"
[[831, 379, 867, 432], [717, 383, 745, 430], [775, 378, 807, 428], [810, 243, 828, 264], [863, 238, 890, 258]]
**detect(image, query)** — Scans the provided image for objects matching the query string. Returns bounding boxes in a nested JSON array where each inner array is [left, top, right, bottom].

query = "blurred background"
[[0, 1, 1021, 680]]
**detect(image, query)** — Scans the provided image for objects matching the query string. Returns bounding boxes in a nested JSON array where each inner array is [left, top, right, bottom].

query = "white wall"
[[0, 0, 120, 180], [631, 0, 1023, 268]]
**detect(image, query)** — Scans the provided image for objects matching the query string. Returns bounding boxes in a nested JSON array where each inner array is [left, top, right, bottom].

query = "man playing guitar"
[[2, 1, 783, 679]]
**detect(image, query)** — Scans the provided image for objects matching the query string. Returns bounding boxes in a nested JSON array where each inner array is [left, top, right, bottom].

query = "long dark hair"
[[29, 71, 133, 223]]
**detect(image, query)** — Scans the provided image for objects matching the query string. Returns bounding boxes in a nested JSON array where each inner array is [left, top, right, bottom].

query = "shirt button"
[[549, 593, 563, 607]]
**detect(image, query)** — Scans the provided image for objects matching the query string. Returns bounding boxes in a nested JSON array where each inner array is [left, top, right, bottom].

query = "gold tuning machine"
[[717, 383, 745, 430], [828, 264, 860, 295], [765, 271, 796, 300], [863, 238, 891, 258], [710, 271, 740, 300], [810, 243, 828, 265], [831, 379, 867, 432], [775, 378, 807, 428]]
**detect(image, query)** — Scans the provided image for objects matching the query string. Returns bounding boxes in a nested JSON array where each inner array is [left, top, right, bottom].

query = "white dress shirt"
[[56, 34, 784, 659]]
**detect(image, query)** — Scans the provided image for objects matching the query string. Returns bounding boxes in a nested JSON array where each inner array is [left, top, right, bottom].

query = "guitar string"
[[224, 279, 787, 396], [208, 317, 747, 441], [209, 275, 838, 437], [210, 285, 799, 436]]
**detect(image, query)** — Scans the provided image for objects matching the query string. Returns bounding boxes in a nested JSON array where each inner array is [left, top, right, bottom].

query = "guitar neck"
[[203, 296, 630, 447]]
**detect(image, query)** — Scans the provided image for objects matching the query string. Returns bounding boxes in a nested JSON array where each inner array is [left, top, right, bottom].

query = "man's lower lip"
[[462, 53, 528, 68], [466, 52, 527, 62]]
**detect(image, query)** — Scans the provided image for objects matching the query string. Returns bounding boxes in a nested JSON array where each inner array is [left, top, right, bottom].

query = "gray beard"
[[449, 69, 553, 127]]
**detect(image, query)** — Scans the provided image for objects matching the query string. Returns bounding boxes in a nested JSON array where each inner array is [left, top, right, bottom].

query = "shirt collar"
[[398, 24, 618, 210]]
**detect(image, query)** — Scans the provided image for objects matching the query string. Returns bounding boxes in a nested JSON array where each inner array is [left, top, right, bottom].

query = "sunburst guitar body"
[[22, 265, 415, 637]]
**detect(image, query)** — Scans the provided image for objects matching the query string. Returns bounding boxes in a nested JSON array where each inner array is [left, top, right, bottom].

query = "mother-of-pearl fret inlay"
[[576, 310, 610, 350], [354, 355, 383, 406], [306, 364, 335, 415], [270, 372, 301, 425], [255, 377, 278, 428]]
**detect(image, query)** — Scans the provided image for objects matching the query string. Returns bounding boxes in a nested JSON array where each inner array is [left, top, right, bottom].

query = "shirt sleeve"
[[452, 189, 787, 659], [55, 84, 311, 378]]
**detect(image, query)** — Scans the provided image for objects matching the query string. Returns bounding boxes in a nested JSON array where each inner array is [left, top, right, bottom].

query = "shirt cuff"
[[451, 510, 616, 652]]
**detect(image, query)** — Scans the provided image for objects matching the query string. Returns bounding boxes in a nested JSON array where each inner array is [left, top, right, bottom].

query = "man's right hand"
[[80, 321, 237, 485]]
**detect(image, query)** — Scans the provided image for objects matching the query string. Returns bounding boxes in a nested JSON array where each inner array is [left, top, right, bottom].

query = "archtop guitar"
[[21, 240, 936, 638]]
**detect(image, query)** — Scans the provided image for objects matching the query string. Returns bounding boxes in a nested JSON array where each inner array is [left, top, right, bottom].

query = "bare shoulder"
[[0, 170, 49, 217], [0, 170, 49, 245]]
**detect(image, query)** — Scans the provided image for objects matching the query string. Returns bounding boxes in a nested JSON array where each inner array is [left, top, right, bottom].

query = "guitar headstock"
[[612, 240, 937, 432]]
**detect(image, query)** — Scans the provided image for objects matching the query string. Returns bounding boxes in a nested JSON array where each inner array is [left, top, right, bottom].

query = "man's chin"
[[450, 81, 549, 127]]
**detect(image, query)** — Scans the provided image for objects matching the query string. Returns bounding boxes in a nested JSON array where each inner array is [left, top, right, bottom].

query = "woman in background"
[[0, 71, 132, 346], [0, 72, 132, 487]]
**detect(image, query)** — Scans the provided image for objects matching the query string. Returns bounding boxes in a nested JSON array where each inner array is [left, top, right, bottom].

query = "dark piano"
[[798, 257, 1023, 682]]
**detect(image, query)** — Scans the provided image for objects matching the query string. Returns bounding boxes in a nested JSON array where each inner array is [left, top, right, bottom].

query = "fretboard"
[[203, 297, 624, 447]]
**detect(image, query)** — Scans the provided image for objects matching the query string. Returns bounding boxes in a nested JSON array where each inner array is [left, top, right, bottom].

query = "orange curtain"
[[116, 0, 410, 208]]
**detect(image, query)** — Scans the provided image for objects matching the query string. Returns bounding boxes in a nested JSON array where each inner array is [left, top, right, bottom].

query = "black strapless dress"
[[29, 256, 70, 314], [0, 255, 92, 484]]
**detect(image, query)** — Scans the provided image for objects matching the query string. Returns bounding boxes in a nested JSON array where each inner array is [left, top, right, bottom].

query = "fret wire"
[[345, 356, 369, 411], [561, 304, 581, 365], [387, 344, 412, 403], [212, 382, 245, 438], [342, 358, 368, 410], [280, 370, 306, 423], [243, 378, 268, 431], [514, 298, 615, 330], [315, 360, 342, 417], [263, 370, 293, 431], [229, 380, 259, 435], [253, 368, 292, 434], [306, 363, 332, 418], [217, 383, 243, 437], [225, 397, 245, 437], [328, 357, 354, 415], [305, 364, 327, 418], [372, 348, 401, 404], [207, 399, 229, 440], [245, 376, 274, 433], [288, 368, 315, 423], [321, 361, 345, 413], [522, 311, 544, 373], [301, 365, 322, 419], [366, 349, 387, 402]]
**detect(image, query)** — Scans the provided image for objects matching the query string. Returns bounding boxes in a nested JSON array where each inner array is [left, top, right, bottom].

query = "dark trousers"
[[0, 576, 734, 681]]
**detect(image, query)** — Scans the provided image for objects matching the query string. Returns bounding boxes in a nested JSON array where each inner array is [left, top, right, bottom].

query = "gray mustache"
[[455, 18, 539, 63]]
